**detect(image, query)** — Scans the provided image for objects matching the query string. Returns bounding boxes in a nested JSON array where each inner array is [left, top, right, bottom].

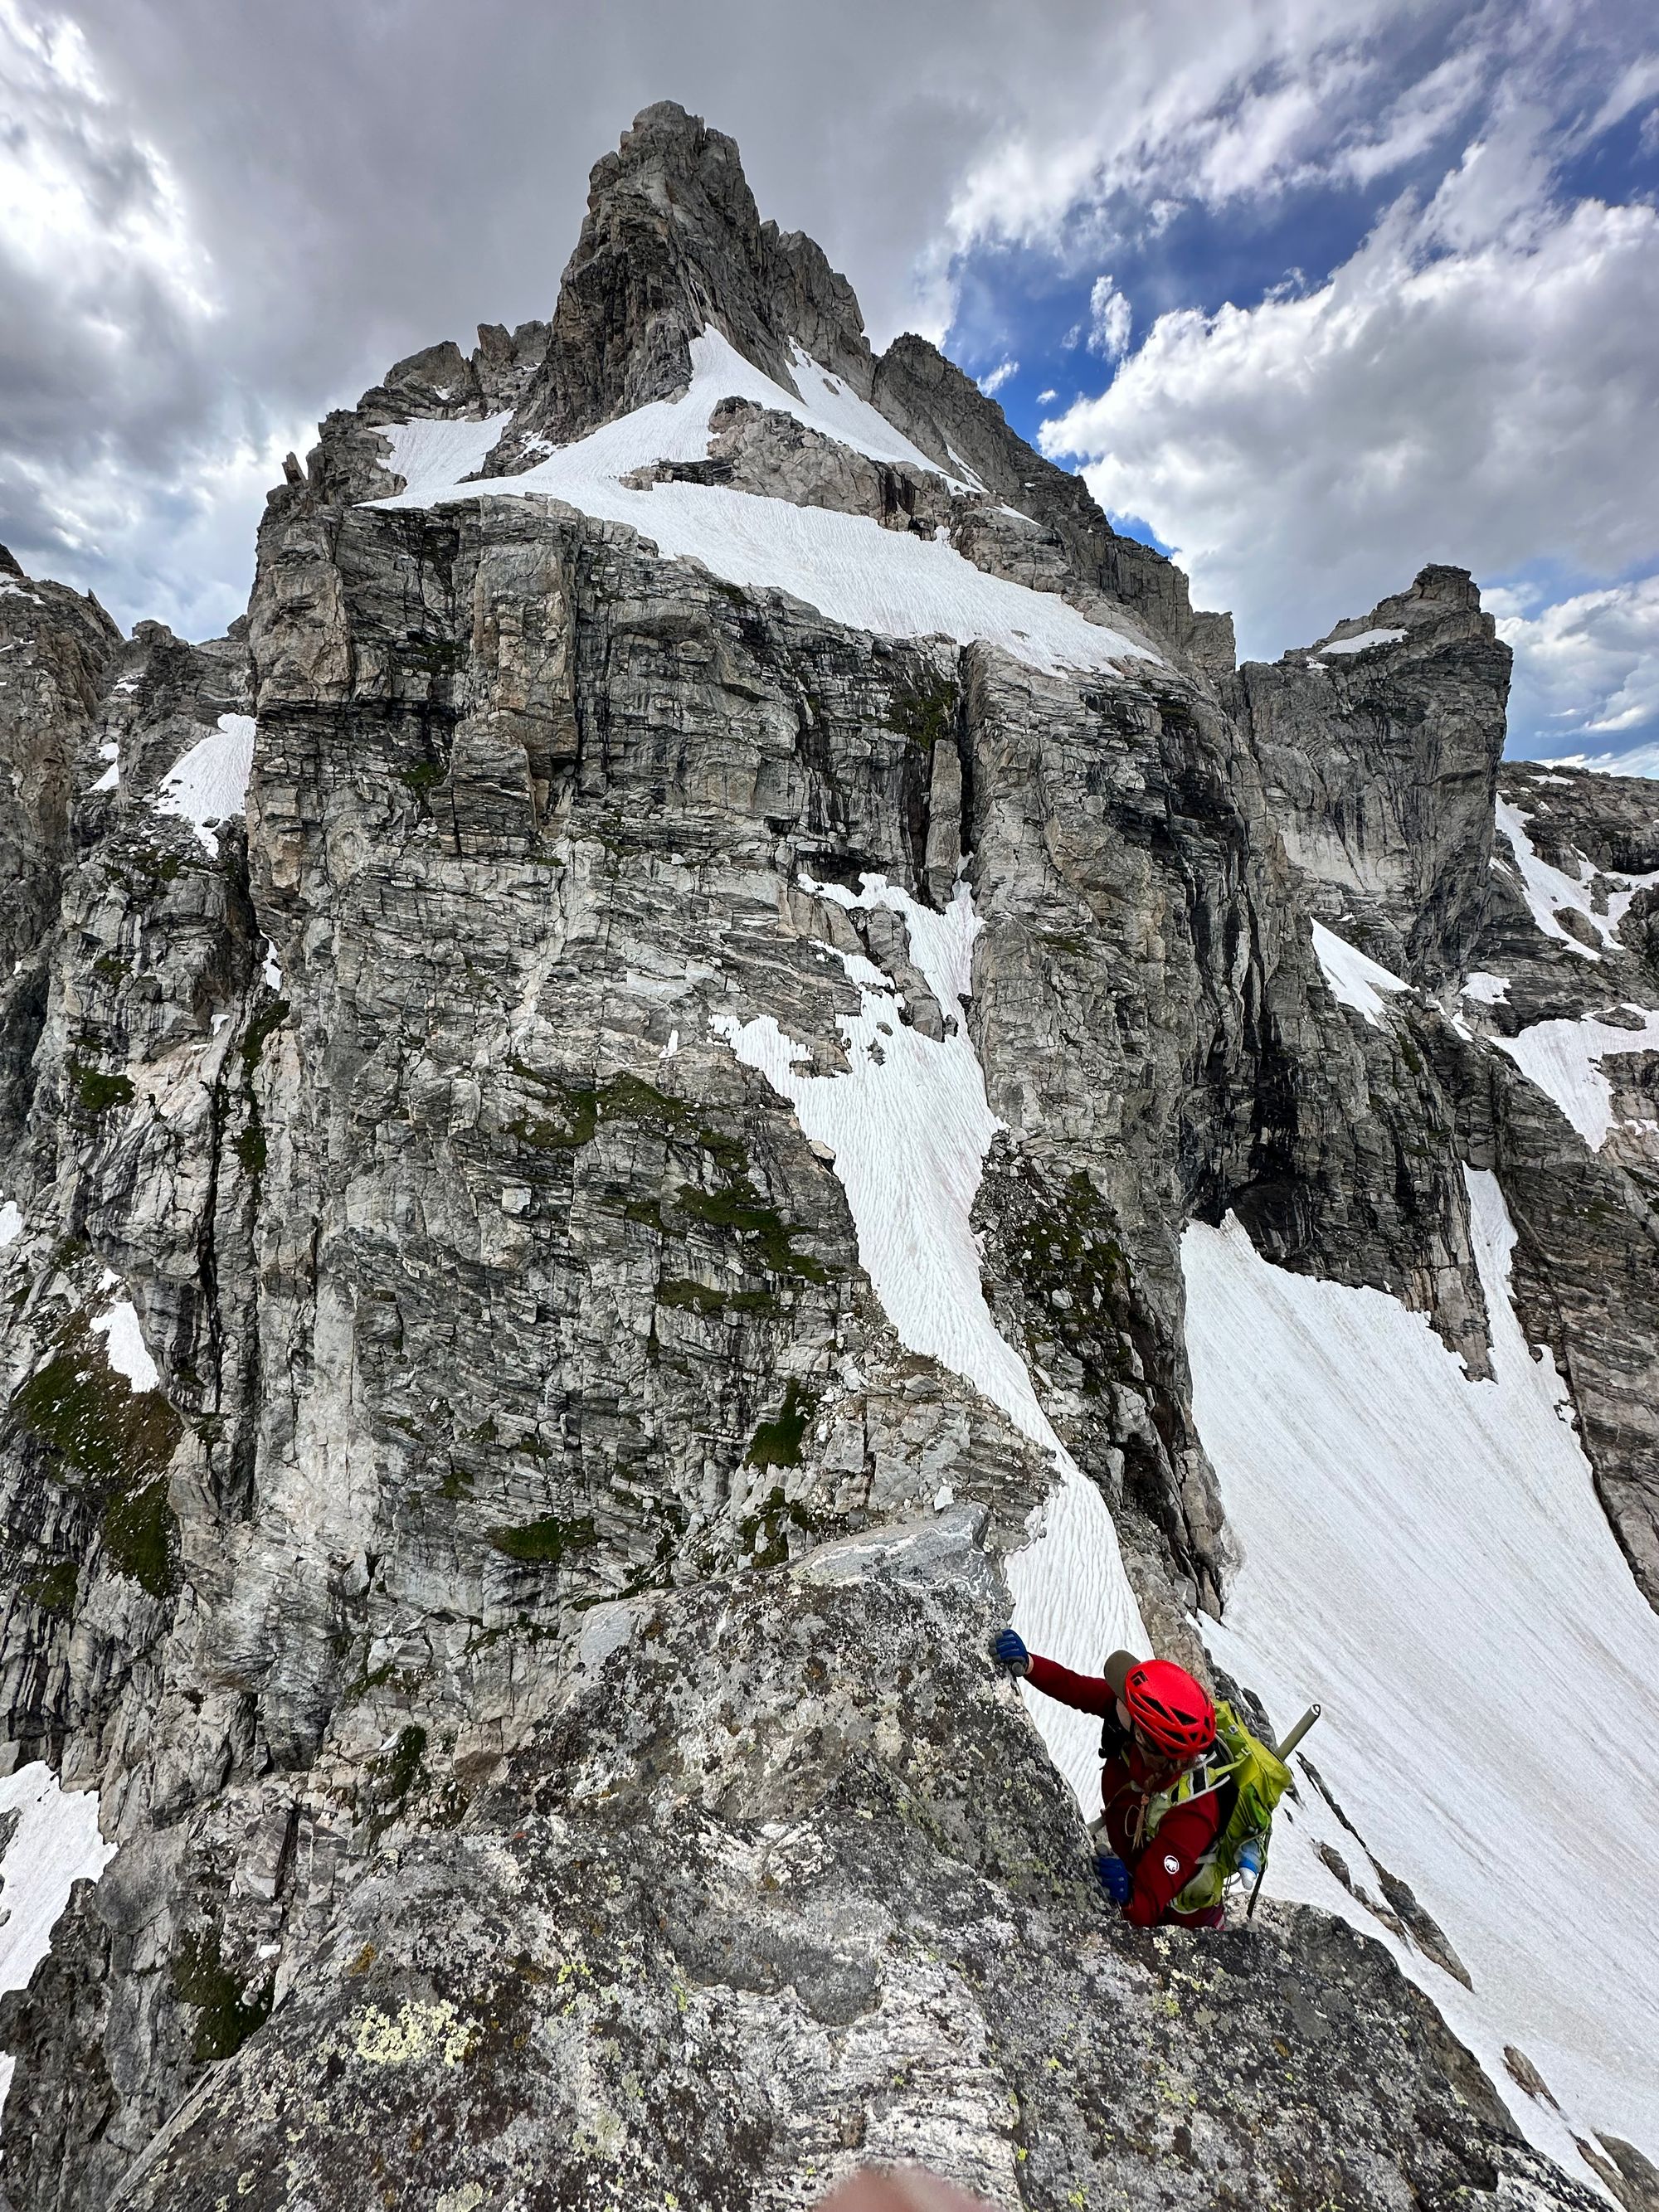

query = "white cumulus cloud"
[[978, 357, 1019, 396], [1038, 178, 1659, 707], [1495, 575, 1659, 751], [1086, 275, 1131, 360]]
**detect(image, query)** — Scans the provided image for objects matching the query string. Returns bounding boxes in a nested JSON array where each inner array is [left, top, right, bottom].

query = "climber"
[[992, 1631, 1228, 1930]]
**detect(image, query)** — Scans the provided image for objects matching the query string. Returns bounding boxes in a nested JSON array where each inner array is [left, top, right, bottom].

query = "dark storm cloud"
[[2, 0, 1044, 629]]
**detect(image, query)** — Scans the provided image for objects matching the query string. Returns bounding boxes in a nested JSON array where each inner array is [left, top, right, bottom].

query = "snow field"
[[0, 1766, 116, 2137], [1183, 1169, 1659, 2174], [1495, 800, 1659, 960], [374, 330, 1160, 683], [1496, 1005, 1659, 1147], [713, 875, 1145, 1806], [153, 712, 256, 856], [1310, 921, 1410, 1028], [372, 411, 510, 503]]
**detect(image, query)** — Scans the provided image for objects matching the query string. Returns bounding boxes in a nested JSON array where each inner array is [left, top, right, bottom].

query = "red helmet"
[[1124, 1660, 1215, 1759]]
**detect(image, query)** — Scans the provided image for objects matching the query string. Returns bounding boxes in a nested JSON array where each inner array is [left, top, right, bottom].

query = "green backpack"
[[1152, 1700, 1294, 1917]]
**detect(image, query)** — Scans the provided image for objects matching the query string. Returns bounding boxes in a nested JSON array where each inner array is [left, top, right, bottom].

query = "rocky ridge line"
[[0, 99, 1651, 2212]]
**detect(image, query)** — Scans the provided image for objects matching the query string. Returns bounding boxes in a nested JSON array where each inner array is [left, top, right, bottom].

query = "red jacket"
[[1026, 1655, 1226, 1929]]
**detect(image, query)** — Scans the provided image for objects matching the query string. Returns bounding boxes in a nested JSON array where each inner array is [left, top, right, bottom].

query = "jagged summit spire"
[[496, 101, 873, 460], [304, 100, 1235, 672]]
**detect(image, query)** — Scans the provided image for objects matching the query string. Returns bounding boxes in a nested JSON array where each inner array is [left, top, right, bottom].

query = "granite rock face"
[[1448, 760, 1659, 1605], [871, 338, 1237, 678], [0, 546, 123, 1161], [1224, 565, 1511, 984], [495, 101, 874, 464], [0, 100, 1647, 2212]]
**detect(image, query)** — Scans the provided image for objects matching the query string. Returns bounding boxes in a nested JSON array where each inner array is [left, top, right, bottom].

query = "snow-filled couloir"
[[1185, 1171, 1659, 2177]]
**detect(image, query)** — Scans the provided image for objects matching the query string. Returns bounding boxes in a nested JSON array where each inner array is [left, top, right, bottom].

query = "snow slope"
[[373, 331, 1159, 683], [153, 713, 256, 857], [1320, 626, 1407, 655], [1496, 1006, 1659, 1147], [0, 1765, 116, 2136], [374, 411, 510, 503], [1495, 800, 1659, 961], [714, 876, 1145, 1805], [1310, 921, 1409, 1028], [1184, 1170, 1659, 2172]]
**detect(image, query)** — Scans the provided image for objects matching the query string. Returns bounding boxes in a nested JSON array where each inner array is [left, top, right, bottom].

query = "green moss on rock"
[[69, 1058, 134, 1116], [886, 670, 958, 750], [657, 1279, 777, 1317], [239, 999, 290, 1074], [746, 1380, 815, 1471], [737, 1481, 830, 1571], [172, 1929, 274, 2064], [488, 1513, 598, 1567], [379, 1723, 428, 1805], [101, 1477, 177, 1597], [10, 1315, 182, 1597], [12, 1324, 181, 1488], [21, 1558, 77, 1614], [507, 1070, 688, 1151], [674, 1180, 827, 1282], [1005, 1166, 1136, 1393]]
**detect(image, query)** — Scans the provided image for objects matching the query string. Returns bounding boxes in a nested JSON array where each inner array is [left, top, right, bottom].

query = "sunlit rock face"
[[0, 100, 1652, 2212]]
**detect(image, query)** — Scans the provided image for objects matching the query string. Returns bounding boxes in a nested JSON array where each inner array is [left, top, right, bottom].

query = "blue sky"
[[2, 0, 1656, 766], [932, 2, 1659, 766]]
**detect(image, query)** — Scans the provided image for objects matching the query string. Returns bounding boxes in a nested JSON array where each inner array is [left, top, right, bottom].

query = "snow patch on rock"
[[153, 713, 256, 857], [375, 331, 1160, 683], [1319, 626, 1407, 655], [377, 411, 513, 503], [1494, 801, 1659, 961], [0, 1765, 117, 2134], [90, 1299, 159, 1394], [1496, 1006, 1659, 1147], [1311, 921, 1408, 1028], [1461, 971, 1511, 1005]]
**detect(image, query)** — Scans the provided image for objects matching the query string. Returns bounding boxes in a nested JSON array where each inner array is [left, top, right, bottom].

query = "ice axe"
[[1246, 1703, 1322, 1922], [1274, 1703, 1321, 1761]]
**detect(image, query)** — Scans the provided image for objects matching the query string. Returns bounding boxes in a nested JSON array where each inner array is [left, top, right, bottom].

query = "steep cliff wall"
[[0, 101, 1654, 2212]]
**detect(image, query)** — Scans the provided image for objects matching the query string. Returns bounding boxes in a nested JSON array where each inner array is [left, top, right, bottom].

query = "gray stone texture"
[[0, 99, 1647, 2212], [1224, 564, 1511, 984]]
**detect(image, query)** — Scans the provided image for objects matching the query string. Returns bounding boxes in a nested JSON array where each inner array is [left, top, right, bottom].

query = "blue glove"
[[992, 1628, 1029, 1675], [1096, 1852, 1132, 1904]]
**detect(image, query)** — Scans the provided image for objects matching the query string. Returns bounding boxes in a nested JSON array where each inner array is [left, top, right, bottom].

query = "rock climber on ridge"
[[992, 1631, 1239, 1929]]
